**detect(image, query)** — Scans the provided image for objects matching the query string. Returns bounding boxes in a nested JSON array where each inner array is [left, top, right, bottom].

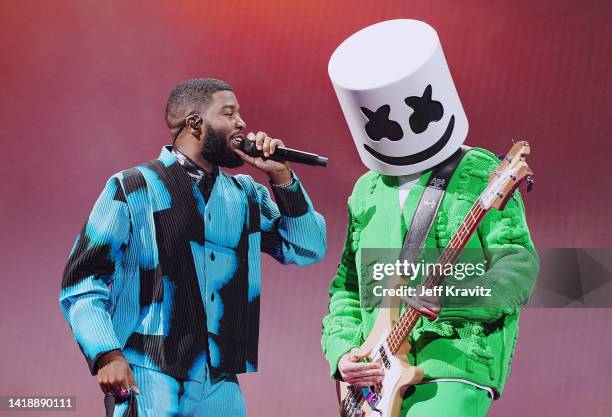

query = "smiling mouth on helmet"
[[363, 115, 455, 166]]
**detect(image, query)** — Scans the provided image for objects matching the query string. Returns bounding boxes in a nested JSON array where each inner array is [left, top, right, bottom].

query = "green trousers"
[[400, 382, 492, 417]]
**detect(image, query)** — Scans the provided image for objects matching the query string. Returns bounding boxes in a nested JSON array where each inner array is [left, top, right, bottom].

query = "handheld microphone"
[[238, 139, 329, 167]]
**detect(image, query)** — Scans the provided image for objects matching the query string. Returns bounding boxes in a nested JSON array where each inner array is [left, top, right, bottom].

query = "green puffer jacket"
[[321, 147, 539, 397]]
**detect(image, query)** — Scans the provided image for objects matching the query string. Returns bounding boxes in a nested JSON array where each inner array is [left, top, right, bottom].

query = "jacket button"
[[210, 252, 215, 261], [210, 293, 215, 301]]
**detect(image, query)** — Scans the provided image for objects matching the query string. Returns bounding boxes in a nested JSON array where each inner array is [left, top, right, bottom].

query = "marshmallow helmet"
[[328, 19, 468, 175]]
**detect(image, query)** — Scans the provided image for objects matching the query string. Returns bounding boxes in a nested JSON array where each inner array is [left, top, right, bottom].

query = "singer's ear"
[[187, 115, 202, 131]]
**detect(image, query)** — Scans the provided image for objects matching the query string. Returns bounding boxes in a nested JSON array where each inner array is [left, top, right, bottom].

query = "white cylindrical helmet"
[[328, 19, 468, 175]]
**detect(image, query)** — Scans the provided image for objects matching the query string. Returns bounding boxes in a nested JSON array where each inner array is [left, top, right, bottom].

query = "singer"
[[59, 78, 327, 417]]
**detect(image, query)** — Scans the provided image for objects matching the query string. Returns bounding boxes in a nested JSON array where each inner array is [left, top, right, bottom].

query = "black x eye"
[[404, 85, 444, 134], [360, 105, 403, 142]]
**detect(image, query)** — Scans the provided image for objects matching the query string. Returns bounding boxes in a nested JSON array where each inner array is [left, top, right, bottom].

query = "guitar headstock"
[[479, 141, 533, 211]]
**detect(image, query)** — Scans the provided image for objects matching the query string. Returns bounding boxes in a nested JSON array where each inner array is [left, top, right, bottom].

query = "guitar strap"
[[399, 146, 470, 262]]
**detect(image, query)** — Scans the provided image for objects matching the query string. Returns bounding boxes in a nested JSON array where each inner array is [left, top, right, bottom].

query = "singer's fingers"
[[233, 148, 266, 170], [255, 131, 266, 150], [269, 139, 284, 155], [268, 139, 275, 155], [233, 148, 257, 165], [262, 136, 272, 157]]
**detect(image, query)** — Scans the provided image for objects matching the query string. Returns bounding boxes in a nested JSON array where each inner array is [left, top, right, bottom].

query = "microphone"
[[238, 139, 329, 167]]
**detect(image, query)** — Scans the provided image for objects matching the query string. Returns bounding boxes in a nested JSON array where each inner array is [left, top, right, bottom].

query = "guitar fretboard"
[[386, 200, 487, 354]]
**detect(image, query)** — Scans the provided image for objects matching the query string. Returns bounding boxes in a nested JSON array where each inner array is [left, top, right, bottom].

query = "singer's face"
[[200, 90, 246, 167]]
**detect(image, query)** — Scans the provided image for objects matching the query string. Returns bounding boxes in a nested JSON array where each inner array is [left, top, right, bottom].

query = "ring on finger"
[[115, 386, 131, 399]]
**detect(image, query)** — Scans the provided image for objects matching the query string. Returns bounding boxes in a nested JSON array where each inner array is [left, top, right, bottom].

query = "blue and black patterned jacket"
[[59, 146, 327, 382]]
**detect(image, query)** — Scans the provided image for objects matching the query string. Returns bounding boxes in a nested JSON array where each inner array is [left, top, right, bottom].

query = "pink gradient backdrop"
[[1, 1, 610, 415]]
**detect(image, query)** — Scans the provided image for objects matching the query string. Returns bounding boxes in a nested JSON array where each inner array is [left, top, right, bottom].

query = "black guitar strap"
[[399, 146, 470, 262]]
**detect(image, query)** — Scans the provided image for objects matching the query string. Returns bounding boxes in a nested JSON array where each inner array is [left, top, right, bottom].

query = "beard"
[[201, 123, 244, 168]]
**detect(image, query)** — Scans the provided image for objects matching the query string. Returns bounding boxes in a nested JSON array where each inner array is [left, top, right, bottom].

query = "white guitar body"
[[337, 307, 424, 417]]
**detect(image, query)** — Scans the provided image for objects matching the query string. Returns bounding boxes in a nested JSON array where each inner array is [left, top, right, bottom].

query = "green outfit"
[[321, 148, 539, 405], [401, 382, 491, 416]]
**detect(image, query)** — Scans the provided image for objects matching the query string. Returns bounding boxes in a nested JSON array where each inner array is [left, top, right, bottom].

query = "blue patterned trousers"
[[106, 364, 246, 417]]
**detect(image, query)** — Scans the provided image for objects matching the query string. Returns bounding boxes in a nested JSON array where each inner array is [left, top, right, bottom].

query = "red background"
[[1, 1, 610, 416]]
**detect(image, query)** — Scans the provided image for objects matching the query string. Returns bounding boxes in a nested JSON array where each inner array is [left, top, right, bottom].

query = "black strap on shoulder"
[[400, 146, 470, 260]]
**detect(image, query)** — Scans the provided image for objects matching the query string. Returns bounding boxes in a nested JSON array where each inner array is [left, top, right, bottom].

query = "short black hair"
[[165, 78, 233, 128]]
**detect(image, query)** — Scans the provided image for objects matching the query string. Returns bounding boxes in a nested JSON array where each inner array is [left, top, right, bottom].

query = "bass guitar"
[[337, 141, 533, 417]]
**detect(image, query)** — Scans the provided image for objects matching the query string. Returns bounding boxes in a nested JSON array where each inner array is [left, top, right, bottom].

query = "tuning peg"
[[526, 176, 535, 192]]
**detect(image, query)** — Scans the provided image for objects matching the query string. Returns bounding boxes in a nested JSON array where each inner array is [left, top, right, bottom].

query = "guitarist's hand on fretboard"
[[401, 284, 441, 321]]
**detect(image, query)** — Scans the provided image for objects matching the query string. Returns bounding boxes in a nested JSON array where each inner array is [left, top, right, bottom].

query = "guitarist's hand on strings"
[[402, 284, 440, 320], [338, 347, 384, 387]]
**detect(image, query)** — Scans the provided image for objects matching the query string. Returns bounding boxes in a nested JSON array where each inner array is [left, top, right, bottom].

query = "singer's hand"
[[233, 131, 292, 184], [96, 350, 140, 396]]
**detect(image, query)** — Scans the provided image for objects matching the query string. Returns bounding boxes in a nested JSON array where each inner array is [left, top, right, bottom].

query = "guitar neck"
[[386, 200, 488, 355]]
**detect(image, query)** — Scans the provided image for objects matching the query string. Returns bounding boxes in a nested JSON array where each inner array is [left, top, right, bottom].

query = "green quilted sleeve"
[[321, 199, 364, 380], [438, 150, 539, 322]]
